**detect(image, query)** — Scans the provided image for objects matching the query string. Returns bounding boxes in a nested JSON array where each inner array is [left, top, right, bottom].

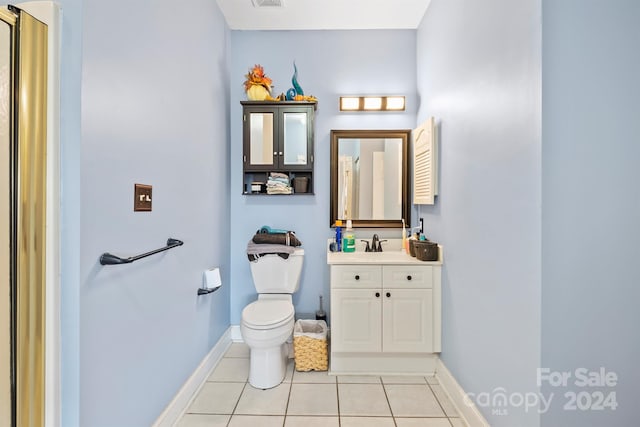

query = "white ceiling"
[[216, 0, 432, 30]]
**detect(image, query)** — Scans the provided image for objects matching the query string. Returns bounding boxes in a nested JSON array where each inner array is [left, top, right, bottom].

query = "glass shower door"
[[0, 7, 48, 426], [0, 12, 14, 427]]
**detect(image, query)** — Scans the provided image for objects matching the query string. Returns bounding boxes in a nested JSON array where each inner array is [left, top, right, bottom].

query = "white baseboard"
[[230, 324, 243, 342], [152, 327, 233, 427], [436, 359, 490, 427]]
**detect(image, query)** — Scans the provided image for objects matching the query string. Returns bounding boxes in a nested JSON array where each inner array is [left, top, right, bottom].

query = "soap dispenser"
[[343, 219, 355, 252], [335, 220, 343, 252]]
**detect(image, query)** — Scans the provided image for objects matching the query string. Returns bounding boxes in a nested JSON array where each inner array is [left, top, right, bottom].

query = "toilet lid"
[[242, 300, 294, 329]]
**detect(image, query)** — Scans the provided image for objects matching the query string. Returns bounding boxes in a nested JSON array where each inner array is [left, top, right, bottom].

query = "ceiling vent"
[[251, 0, 284, 7]]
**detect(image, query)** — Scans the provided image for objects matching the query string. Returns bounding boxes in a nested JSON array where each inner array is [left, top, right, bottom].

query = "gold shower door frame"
[[0, 6, 48, 427]]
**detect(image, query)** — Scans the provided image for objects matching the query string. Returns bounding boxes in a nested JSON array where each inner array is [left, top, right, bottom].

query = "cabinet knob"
[[407, 275, 412, 281], [273, 152, 277, 156], [375, 292, 380, 298], [279, 151, 283, 156], [355, 275, 360, 280], [386, 292, 391, 298]]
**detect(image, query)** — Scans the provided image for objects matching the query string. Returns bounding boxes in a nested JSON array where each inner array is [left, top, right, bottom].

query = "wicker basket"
[[414, 240, 439, 261], [409, 239, 417, 257], [293, 320, 328, 372]]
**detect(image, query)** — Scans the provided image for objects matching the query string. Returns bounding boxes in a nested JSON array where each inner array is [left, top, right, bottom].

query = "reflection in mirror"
[[249, 112, 273, 165], [283, 112, 307, 165], [331, 130, 410, 228], [337, 138, 402, 220]]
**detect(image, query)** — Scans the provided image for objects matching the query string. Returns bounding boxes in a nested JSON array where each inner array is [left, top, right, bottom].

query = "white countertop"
[[326, 239, 443, 265]]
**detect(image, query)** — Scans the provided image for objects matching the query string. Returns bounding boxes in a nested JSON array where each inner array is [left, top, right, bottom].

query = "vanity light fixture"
[[339, 96, 405, 112]]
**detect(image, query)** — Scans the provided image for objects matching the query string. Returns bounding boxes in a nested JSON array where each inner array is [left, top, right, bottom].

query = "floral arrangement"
[[243, 63, 318, 102], [244, 64, 273, 93]]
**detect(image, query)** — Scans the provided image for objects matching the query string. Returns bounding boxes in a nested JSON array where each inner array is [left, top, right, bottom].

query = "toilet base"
[[248, 343, 288, 389]]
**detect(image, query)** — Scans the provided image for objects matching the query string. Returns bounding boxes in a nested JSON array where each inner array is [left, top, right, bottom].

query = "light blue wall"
[[57, 1, 83, 425], [416, 1, 541, 426], [229, 30, 418, 324], [541, 1, 640, 425], [79, 0, 230, 425]]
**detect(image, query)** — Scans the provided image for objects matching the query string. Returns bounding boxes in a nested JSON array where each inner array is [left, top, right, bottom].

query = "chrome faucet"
[[361, 234, 387, 252]]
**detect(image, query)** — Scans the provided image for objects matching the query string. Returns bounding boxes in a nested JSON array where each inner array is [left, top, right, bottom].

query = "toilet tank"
[[249, 248, 304, 294]]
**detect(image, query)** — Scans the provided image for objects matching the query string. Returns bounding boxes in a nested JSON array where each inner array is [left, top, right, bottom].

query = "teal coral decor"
[[292, 62, 304, 96], [286, 61, 305, 100]]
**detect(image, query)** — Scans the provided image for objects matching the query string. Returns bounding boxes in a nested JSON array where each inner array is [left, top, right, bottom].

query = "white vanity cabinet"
[[328, 245, 442, 375]]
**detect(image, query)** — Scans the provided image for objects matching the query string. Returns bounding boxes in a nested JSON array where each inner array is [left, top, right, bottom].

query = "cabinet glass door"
[[249, 112, 275, 166], [283, 111, 308, 166]]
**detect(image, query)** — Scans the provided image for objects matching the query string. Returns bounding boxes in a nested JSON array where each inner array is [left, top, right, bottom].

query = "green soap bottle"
[[343, 235, 355, 252], [343, 220, 356, 252]]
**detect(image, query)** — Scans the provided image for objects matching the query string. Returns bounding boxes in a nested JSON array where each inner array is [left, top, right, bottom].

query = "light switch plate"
[[134, 184, 152, 212]]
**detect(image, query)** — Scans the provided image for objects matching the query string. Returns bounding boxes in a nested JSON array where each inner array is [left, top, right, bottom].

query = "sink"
[[326, 239, 442, 265]]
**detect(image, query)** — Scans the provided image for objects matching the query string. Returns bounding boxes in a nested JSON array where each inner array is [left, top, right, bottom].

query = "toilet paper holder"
[[199, 267, 222, 296]]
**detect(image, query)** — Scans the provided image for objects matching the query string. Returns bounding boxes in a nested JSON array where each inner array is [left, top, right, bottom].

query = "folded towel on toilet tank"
[[247, 240, 295, 261], [258, 225, 290, 234], [252, 231, 301, 247]]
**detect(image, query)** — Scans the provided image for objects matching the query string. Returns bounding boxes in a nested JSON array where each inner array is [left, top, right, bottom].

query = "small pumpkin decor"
[[244, 64, 273, 101]]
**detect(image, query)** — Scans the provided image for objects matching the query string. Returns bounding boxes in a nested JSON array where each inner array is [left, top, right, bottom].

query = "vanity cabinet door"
[[331, 288, 382, 353], [382, 289, 433, 353]]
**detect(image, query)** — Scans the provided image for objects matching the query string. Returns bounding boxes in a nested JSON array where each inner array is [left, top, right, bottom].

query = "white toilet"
[[241, 248, 304, 389]]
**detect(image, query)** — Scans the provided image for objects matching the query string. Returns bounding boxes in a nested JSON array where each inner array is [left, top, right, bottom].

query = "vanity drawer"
[[383, 266, 433, 289], [331, 265, 382, 289]]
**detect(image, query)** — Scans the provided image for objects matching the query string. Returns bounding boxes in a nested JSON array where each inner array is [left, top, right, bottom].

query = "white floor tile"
[[282, 359, 294, 383], [385, 384, 446, 417], [381, 375, 427, 384], [395, 418, 452, 427], [292, 369, 335, 383], [449, 418, 468, 427], [225, 342, 250, 358], [340, 416, 395, 427], [227, 415, 285, 427], [207, 358, 249, 382], [286, 383, 338, 416], [175, 414, 230, 427], [430, 384, 459, 417], [284, 416, 339, 427], [235, 382, 290, 415], [175, 356, 473, 427], [338, 384, 391, 417], [187, 382, 245, 414], [337, 375, 381, 384], [426, 375, 439, 385]]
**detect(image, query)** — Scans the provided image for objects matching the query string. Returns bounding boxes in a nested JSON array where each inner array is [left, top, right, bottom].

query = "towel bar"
[[99, 238, 183, 265]]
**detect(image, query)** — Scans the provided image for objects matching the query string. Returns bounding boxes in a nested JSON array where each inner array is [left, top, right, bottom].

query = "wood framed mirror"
[[330, 129, 411, 228]]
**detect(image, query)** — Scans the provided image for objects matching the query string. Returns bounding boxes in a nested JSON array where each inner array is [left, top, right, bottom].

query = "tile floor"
[[176, 343, 467, 427]]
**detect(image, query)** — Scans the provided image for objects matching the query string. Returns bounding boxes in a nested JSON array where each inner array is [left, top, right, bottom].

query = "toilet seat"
[[242, 300, 294, 330]]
